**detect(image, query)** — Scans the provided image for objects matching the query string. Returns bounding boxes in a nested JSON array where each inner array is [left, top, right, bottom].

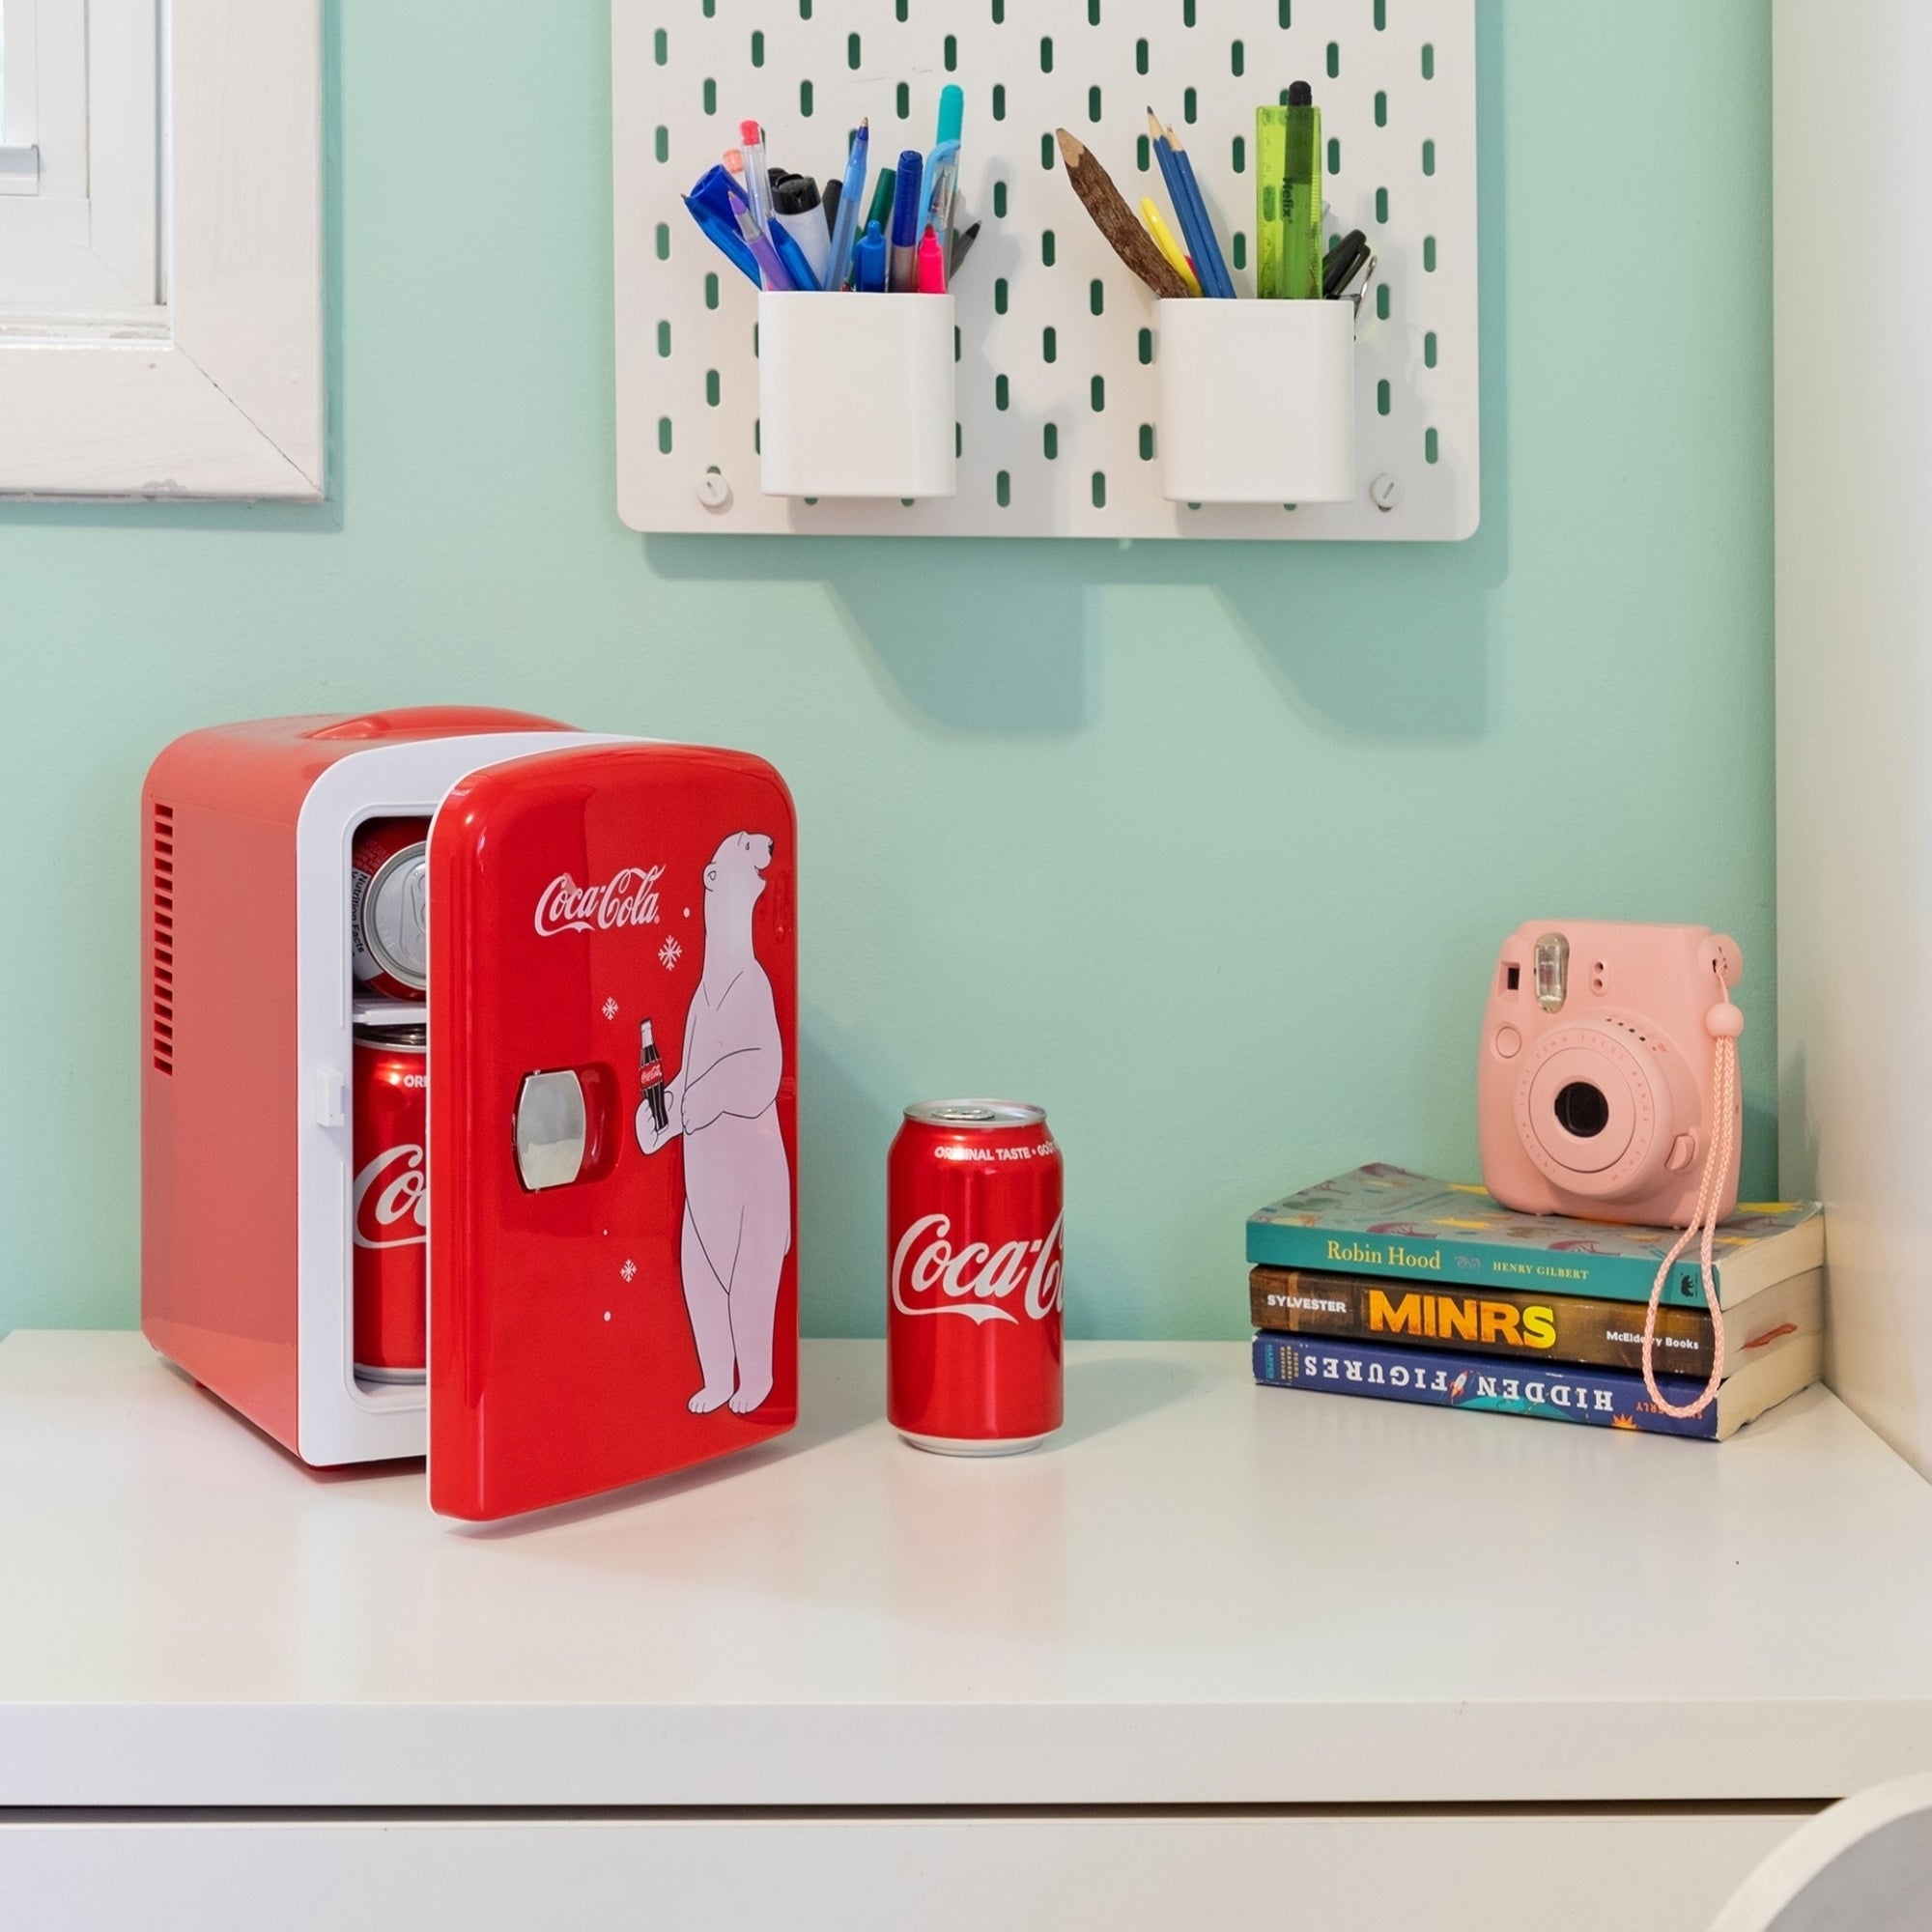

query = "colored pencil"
[[1149, 110, 1234, 298]]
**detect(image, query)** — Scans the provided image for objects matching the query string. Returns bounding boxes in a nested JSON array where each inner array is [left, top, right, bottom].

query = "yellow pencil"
[[1140, 196, 1202, 297]]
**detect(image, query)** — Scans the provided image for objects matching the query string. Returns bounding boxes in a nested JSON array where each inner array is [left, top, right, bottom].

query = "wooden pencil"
[[1054, 129, 1193, 300]]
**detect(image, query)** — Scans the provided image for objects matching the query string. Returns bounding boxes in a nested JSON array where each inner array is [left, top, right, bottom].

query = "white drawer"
[[0, 1808, 1813, 1931]]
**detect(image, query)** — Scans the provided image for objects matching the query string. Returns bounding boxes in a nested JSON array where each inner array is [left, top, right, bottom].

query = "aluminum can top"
[[903, 1099, 1045, 1130]]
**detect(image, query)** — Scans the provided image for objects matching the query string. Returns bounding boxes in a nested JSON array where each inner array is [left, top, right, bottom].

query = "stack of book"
[[1247, 1165, 1826, 1439]]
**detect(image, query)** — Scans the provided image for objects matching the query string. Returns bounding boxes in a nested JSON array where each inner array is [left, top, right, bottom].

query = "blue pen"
[[767, 220, 821, 292], [854, 219, 888, 294], [826, 120, 869, 292], [889, 150, 923, 292], [682, 195, 762, 288], [693, 163, 815, 291]]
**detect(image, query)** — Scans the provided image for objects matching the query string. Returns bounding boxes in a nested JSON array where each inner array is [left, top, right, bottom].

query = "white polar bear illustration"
[[636, 832, 790, 1414]]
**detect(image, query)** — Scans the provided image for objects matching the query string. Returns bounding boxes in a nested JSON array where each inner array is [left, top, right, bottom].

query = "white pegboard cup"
[[1156, 299, 1356, 506], [757, 293, 958, 500]]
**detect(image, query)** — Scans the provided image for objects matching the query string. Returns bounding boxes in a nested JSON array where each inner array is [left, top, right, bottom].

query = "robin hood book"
[[1249, 1266, 1822, 1378], [1247, 1165, 1824, 1313], [1252, 1331, 1823, 1441]]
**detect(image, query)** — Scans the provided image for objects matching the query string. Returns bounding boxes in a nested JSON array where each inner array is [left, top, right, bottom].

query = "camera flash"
[[1533, 932, 1570, 1012]]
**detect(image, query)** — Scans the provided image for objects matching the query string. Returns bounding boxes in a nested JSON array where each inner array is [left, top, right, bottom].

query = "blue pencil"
[[1149, 110, 1233, 298]]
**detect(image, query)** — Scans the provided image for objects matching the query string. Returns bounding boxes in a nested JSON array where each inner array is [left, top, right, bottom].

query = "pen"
[[1322, 227, 1369, 299], [1141, 196, 1202, 296], [854, 219, 888, 293], [681, 195, 763, 288], [737, 121, 779, 242], [720, 156, 817, 290], [825, 120, 869, 293], [889, 149, 924, 292], [735, 206, 795, 291], [949, 219, 981, 278], [930, 83, 966, 252], [919, 139, 961, 255], [917, 226, 948, 294]]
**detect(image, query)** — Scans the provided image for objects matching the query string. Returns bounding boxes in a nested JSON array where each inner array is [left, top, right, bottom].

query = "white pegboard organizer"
[[612, 0, 1478, 541]]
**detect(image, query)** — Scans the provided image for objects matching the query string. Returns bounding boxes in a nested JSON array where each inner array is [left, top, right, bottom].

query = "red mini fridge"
[[140, 708, 798, 1520]]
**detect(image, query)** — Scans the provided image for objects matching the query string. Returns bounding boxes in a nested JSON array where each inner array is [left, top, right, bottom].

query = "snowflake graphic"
[[619, 1258, 638, 1283], [658, 936, 683, 970], [601, 997, 619, 1021]]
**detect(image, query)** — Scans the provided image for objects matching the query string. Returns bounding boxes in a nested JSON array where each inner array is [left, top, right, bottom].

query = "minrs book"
[[1248, 1266, 1823, 1378], [1246, 1166, 1824, 1311], [1252, 1332, 1824, 1441]]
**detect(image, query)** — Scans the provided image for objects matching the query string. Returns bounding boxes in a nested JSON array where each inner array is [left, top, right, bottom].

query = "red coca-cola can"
[[888, 1100, 1064, 1455], [351, 817, 431, 1001], [353, 1023, 428, 1381]]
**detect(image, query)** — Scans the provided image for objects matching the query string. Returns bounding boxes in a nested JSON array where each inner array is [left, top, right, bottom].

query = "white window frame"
[[0, 0, 323, 499]]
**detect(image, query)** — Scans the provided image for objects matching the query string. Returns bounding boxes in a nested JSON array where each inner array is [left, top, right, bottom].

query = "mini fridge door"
[[425, 742, 798, 1520]]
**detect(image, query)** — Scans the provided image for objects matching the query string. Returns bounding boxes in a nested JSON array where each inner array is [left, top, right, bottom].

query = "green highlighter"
[[1281, 80, 1323, 299]]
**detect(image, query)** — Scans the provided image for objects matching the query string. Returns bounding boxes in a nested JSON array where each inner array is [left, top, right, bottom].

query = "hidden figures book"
[[1248, 1265, 1824, 1378], [1252, 1331, 1825, 1441], [1246, 1165, 1825, 1311]]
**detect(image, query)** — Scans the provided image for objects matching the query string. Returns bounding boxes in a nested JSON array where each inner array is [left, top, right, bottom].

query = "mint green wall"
[[0, 3, 1774, 1339]]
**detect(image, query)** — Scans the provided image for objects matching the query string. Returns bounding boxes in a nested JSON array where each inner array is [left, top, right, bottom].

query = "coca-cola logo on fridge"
[[891, 1213, 1065, 1324], [533, 867, 667, 937], [354, 1146, 428, 1250]]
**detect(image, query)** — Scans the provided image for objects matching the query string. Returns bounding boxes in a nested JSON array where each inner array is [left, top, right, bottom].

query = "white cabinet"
[[0, 1814, 1809, 1932], [6, 1335, 1928, 1925]]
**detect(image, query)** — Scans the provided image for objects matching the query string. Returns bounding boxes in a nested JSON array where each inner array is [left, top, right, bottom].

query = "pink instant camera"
[[1476, 921, 1745, 1228]]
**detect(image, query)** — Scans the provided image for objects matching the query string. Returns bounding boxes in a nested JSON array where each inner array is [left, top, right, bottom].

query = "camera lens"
[[1553, 1081, 1610, 1139]]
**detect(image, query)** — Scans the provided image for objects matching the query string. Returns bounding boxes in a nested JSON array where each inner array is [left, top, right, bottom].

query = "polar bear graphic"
[[636, 832, 790, 1414]]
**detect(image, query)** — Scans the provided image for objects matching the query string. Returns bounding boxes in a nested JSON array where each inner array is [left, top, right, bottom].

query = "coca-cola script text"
[[891, 1211, 1064, 1324], [354, 1145, 428, 1250], [533, 866, 666, 938]]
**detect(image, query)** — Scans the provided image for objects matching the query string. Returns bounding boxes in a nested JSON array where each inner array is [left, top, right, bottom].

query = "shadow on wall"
[[644, 513, 1509, 741], [641, 10, 1510, 744]]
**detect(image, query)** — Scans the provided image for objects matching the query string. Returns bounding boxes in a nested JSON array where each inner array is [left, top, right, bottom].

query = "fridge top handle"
[[303, 707, 571, 743]]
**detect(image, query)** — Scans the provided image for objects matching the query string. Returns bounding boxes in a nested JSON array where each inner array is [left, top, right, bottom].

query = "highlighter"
[[889, 149, 924, 293], [1282, 81, 1323, 300], [772, 175, 832, 289]]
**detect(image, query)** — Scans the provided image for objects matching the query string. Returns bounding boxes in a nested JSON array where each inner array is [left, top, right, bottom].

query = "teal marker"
[[937, 83, 965, 147]]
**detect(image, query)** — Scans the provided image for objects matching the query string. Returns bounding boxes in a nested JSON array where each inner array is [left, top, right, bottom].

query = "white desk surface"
[[2, 1331, 1929, 1810]]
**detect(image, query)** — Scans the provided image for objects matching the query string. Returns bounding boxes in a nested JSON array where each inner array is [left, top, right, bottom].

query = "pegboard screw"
[[1370, 473, 1404, 513], [696, 469, 732, 512]]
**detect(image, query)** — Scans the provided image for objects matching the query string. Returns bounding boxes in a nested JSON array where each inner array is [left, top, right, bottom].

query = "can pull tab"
[[514, 1066, 617, 1191]]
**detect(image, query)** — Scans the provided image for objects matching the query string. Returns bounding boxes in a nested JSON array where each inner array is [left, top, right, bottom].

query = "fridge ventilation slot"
[[152, 802, 175, 1074]]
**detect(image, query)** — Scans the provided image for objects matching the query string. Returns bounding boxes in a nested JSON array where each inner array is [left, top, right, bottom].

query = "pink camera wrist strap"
[[1637, 1001, 1745, 1421]]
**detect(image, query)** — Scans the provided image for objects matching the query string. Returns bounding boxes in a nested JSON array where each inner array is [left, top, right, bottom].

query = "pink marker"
[[917, 227, 948, 295]]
